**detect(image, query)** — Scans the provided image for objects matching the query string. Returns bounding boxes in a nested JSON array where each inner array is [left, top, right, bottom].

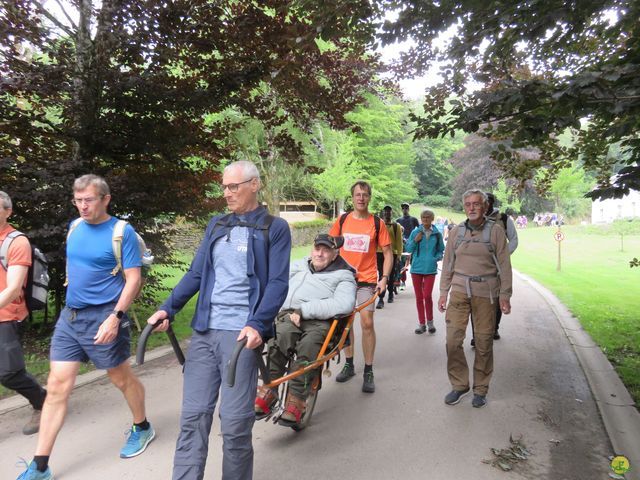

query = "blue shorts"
[[50, 303, 131, 370]]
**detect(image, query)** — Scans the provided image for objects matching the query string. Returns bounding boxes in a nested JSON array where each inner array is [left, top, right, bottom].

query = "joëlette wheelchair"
[[136, 293, 378, 432]]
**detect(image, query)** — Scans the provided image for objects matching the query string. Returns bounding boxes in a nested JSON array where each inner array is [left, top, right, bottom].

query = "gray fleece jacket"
[[280, 255, 357, 320]]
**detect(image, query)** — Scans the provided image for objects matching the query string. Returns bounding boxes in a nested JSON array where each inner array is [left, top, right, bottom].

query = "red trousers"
[[411, 273, 436, 325]]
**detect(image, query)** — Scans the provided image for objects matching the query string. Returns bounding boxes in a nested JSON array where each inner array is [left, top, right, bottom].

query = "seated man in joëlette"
[[255, 234, 356, 426]]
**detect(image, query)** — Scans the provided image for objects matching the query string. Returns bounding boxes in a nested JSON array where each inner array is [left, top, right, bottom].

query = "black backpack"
[[0, 231, 50, 312], [211, 212, 275, 248]]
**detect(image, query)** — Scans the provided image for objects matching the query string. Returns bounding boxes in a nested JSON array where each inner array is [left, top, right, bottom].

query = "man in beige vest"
[[438, 189, 512, 408]]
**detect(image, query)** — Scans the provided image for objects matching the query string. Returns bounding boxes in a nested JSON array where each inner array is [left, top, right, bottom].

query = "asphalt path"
[[0, 272, 628, 479]]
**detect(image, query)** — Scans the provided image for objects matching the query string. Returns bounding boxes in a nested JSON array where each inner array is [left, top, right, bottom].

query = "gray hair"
[[462, 189, 488, 205], [224, 161, 261, 183], [0, 191, 12, 209], [73, 174, 110, 197], [421, 209, 434, 218]]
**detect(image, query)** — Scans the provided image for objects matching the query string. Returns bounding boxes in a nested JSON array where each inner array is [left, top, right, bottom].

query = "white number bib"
[[343, 233, 370, 253]]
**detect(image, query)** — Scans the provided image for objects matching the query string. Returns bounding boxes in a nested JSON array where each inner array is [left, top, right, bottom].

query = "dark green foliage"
[[1, 0, 380, 315], [378, 0, 640, 200]]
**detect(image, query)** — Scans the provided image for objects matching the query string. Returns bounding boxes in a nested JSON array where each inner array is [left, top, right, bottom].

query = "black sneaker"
[[470, 338, 476, 347], [493, 331, 501, 340], [472, 394, 487, 408], [414, 324, 426, 334], [387, 296, 394, 304], [444, 388, 470, 405], [376, 299, 384, 309], [362, 371, 375, 393], [427, 321, 436, 334], [336, 363, 355, 383]]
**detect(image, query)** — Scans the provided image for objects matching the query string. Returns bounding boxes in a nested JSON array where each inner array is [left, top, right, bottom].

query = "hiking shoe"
[[470, 338, 476, 348], [427, 321, 436, 334], [255, 385, 278, 418], [493, 331, 501, 340], [22, 409, 41, 436], [472, 394, 487, 408], [362, 371, 375, 393], [414, 324, 426, 334], [444, 388, 470, 405], [120, 424, 156, 458], [279, 394, 306, 425], [15, 461, 53, 480], [387, 295, 394, 304], [336, 363, 355, 383], [376, 299, 384, 309]]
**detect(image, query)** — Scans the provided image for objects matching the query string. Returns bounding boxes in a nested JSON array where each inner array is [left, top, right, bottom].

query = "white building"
[[591, 188, 640, 223]]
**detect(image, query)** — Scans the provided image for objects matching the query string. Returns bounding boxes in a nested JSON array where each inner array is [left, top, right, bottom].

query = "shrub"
[[422, 194, 451, 208]]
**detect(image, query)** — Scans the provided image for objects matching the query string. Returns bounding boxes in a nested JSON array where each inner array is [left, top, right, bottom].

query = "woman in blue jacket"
[[404, 209, 445, 334]]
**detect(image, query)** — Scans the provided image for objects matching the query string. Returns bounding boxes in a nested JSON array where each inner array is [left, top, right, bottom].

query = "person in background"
[[404, 209, 445, 334], [396, 203, 419, 290], [376, 206, 403, 309], [480, 192, 518, 341]]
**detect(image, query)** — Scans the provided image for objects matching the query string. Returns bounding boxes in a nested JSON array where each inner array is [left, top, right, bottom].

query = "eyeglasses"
[[221, 178, 254, 193], [72, 196, 103, 206]]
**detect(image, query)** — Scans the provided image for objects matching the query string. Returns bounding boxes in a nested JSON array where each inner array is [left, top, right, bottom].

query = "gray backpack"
[[0, 231, 50, 311], [449, 220, 501, 276]]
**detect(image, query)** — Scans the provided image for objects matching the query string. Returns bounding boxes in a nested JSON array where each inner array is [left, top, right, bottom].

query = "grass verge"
[[512, 225, 639, 407]]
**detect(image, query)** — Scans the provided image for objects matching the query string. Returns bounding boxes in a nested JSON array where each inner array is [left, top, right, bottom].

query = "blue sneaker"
[[16, 461, 53, 480], [119, 425, 156, 458]]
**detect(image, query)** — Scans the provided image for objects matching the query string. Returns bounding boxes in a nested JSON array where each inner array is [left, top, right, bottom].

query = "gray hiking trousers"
[[173, 329, 258, 480]]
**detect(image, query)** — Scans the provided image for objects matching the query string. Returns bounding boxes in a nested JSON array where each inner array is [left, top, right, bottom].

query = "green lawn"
[[512, 225, 640, 406]]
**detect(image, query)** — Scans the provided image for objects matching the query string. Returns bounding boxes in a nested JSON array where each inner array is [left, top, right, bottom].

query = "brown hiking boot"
[[279, 394, 306, 424], [22, 409, 42, 435], [254, 385, 278, 418]]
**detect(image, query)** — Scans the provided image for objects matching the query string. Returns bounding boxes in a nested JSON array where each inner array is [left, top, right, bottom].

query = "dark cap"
[[314, 234, 344, 249], [401, 202, 410, 208], [383, 205, 392, 211]]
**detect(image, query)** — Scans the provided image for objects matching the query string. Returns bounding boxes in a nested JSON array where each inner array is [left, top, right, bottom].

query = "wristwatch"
[[111, 310, 124, 319]]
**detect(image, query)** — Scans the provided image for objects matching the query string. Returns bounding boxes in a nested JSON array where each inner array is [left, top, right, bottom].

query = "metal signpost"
[[554, 228, 565, 271]]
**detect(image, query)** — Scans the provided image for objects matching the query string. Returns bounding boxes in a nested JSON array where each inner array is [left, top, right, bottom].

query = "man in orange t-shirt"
[[0, 191, 47, 436], [329, 181, 392, 393]]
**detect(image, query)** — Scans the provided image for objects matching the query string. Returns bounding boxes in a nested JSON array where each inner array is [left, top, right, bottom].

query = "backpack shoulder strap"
[[66, 218, 84, 240], [254, 213, 275, 249], [338, 212, 349, 236], [0, 231, 25, 270], [482, 220, 502, 276], [500, 213, 508, 231], [64, 218, 86, 287], [373, 214, 380, 244], [111, 220, 128, 276], [448, 222, 467, 272]]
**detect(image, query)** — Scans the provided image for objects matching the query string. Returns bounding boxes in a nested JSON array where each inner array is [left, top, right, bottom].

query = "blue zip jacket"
[[160, 206, 291, 340], [405, 225, 445, 275]]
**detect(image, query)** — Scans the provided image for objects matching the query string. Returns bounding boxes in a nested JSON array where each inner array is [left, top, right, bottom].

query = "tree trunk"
[[71, 0, 94, 166]]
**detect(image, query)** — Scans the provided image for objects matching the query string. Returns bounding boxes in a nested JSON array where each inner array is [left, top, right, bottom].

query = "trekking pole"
[[136, 317, 185, 366]]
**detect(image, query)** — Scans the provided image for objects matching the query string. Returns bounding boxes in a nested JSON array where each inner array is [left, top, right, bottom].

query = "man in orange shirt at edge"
[[329, 181, 392, 393], [0, 191, 47, 436]]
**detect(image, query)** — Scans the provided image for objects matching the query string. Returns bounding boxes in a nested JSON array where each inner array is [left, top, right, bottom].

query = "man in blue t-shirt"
[[148, 160, 291, 480], [17, 174, 154, 480]]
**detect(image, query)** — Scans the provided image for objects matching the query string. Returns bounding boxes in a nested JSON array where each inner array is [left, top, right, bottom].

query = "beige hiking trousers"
[[445, 291, 496, 396]]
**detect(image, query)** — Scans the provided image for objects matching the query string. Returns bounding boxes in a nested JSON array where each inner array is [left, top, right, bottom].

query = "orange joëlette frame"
[[263, 293, 378, 390]]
